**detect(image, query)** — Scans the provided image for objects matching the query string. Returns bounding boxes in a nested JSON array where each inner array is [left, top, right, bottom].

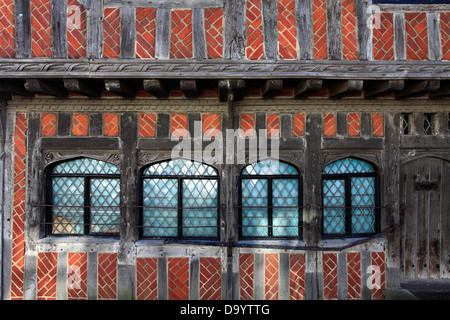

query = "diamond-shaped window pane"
[[242, 159, 298, 176], [323, 179, 345, 234], [241, 179, 268, 237], [52, 177, 85, 234], [90, 178, 121, 234], [323, 158, 374, 175], [53, 158, 119, 175], [143, 159, 217, 176], [272, 179, 299, 237], [351, 177, 376, 234]]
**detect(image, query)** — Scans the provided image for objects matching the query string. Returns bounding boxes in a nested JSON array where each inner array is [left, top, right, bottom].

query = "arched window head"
[[47, 157, 121, 236]]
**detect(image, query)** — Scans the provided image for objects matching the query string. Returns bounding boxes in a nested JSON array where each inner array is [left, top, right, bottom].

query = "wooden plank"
[[15, 0, 31, 58], [87, 0, 103, 59], [262, 80, 283, 98], [104, 0, 224, 8], [52, 0, 68, 58], [24, 79, 68, 97], [262, 0, 278, 60], [394, 13, 406, 61], [293, 79, 322, 97], [326, 0, 342, 60], [440, 160, 450, 279], [427, 12, 441, 61], [193, 8, 206, 59], [416, 158, 429, 279], [328, 80, 363, 98], [223, 0, 246, 59], [355, 0, 371, 60], [403, 159, 417, 279], [63, 79, 103, 97], [296, 0, 313, 60], [155, 9, 171, 59], [363, 80, 404, 98], [428, 158, 441, 279], [104, 80, 137, 98], [143, 79, 169, 98], [120, 7, 136, 59]]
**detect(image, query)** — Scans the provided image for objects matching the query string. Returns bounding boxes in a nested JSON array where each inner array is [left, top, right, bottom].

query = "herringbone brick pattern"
[[171, 113, 188, 137], [289, 254, 305, 300], [37, 252, 58, 300], [323, 113, 336, 137], [98, 253, 118, 300], [103, 8, 120, 58], [72, 113, 89, 136], [267, 114, 280, 137], [170, 10, 193, 59], [371, 252, 386, 300], [202, 113, 221, 138], [139, 113, 157, 138], [323, 253, 338, 300], [41, 113, 57, 136], [372, 113, 384, 137], [103, 113, 119, 136], [405, 12, 428, 61], [441, 13, 450, 60], [246, 0, 264, 60], [341, 0, 358, 60], [264, 254, 279, 300], [136, 257, 158, 300], [10, 113, 27, 300], [136, 8, 157, 59], [240, 113, 255, 137], [0, 0, 15, 58], [31, 0, 52, 58], [292, 113, 305, 137], [347, 252, 361, 300], [205, 8, 224, 59], [67, 0, 87, 58], [67, 252, 88, 300], [239, 253, 254, 300], [199, 257, 222, 300], [373, 13, 395, 61], [277, 0, 298, 59], [312, 0, 327, 60], [348, 113, 360, 136], [168, 257, 190, 300]]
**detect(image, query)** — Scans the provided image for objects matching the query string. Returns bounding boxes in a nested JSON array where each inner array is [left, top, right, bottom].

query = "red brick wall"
[[246, 0, 264, 60], [136, 8, 157, 59], [0, 0, 15, 58], [170, 10, 193, 59], [103, 8, 121, 58], [441, 13, 450, 60], [67, 0, 87, 59], [373, 13, 395, 61], [205, 8, 224, 59], [277, 0, 298, 59], [31, 0, 52, 58], [37, 252, 58, 300], [405, 12, 428, 61]]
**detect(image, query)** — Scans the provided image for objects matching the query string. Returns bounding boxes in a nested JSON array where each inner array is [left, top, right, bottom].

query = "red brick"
[[348, 113, 360, 136], [341, 0, 358, 60], [103, 8, 120, 58], [202, 113, 221, 138], [323, 113, 336, 137], [277, 0, 298, 59], [292, 113, 305, 137], [171, 113, 188, 138], [139, 113, 157, 138], [312, 0, 327, 60], [373, 13, 395, 61], [170, 10, 193, 59], [246, 0, 264, 60], [0, 0, 15, 58], [168, 257, 190, 300], [265, 254, 279, 300], [405, 12, 428, 61], [67, 252, 88, 300], [267, 113, 280, 137], [347, 252, 361, 300], [41, 113, 57, 137], [441, 13, 450, 60], [98, 253, 117, 300], [31, 0, 52, 58], [37, 252, 58, 300], [323, 253, 338, 300], [103, 113, 119, 136], [67, 0, 87, 58], [239, 253, 254, 300], [371, 252, 386, 300], [205, 8, 224, 59], [72, 113, 89, 136], [289, 254, 305, 300], [136, 8, 156, 59], [240, 113, 255, 137], [136, 257, 158, 300], [372, 113, 384, 137], [199, 257, 222, 300]]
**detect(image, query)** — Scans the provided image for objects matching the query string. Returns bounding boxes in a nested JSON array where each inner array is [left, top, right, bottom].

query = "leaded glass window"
[[423, 113, 434, 135], [322, 158, 379, 237], [47, 158, 121, 235], [240, 159, 302, 239], [140, 159, 219, 239], [401, 113, 411, 135]]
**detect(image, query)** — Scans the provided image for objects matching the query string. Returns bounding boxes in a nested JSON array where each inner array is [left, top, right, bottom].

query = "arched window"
[[46, 157, 121, 235], [240, 159, 302, 239], [322, 158, 379, 237], [140, 159, 219, 239]]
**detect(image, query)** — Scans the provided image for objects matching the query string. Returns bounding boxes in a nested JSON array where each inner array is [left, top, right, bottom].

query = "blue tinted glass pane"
[[182, 179, 218, 237], [144, 159, 217, 176], [351, 177, 376, 233], [242, 160, 298, 176], [90, 179, 120, 234], [143, 179, 178, 237], [52, 177, 85, 234], [53, 158, 119, 175], [323, 179, 345, 234], [272, 179, 299, 237], [241, 179, 268, 237], [323, 158, 374, 175]]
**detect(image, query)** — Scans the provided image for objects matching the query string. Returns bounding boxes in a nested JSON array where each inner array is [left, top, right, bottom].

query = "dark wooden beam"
[[218, 79, 245, 102], [143, 79, 169, 98], [262, 80, 283, 98], [294, 79, 323, 98], [63, 79, 103, 97], [429, 81, 450, 98], [24, 79, 68, 97], [395, 80, 440, 98], [328, 80, 364, 98], [180, 80, 199, 98], [0, 81, 34, 97], [104, 80, 136, 98], [363, 80, 404, 97]]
